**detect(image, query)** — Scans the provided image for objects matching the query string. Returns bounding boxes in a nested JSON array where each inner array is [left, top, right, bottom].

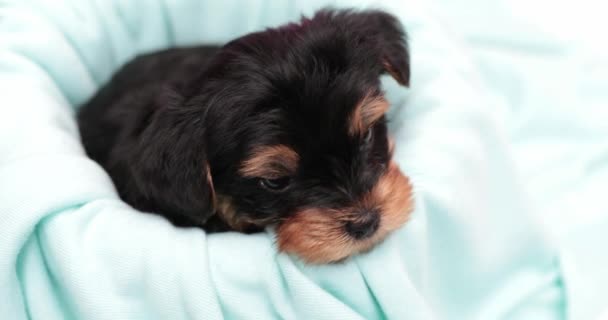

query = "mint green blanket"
[[1, 0, 606, 319]]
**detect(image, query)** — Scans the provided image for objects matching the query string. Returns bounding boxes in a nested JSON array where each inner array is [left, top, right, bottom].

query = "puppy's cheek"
[[276, 208, 356, 264], [370, 161, 413, 234]]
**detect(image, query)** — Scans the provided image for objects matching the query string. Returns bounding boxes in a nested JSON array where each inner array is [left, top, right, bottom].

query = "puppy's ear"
[[129, 88, 216, 226], [320, 9, 410, 86]]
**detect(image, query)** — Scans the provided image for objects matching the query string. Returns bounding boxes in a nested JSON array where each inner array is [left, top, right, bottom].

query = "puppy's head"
[[148, 9, 413, 263]]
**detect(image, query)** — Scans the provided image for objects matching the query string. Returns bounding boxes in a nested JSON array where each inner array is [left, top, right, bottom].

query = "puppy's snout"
[[276, 162, 412, 264], [344, 210, 380, 239]]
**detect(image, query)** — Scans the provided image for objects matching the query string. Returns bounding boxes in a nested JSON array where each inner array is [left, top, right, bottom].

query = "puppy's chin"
[[276, 162, 413, 264]]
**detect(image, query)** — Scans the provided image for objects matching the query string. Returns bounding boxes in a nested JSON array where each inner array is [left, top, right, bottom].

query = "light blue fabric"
[[430, 1, 608, 318], [0, 0, 605, 319]]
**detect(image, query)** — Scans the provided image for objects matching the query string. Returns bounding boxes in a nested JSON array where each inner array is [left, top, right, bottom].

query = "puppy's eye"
[[259, 177, 291, 191], [364, 128, 374, 144]]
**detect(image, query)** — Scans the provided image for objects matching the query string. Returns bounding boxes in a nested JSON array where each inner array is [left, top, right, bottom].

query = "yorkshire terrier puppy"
[[78, 8, 413, 264]]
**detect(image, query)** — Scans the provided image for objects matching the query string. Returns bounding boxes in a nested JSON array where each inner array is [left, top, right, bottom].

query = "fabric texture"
[[0, 0, 605, 319]]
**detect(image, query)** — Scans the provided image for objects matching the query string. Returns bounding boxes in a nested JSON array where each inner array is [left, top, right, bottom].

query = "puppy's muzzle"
[[277, 161, 413, 264], [344, 209, 380, 239]]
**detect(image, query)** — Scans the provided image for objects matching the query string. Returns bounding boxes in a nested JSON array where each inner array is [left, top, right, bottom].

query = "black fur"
[[78, 8, 409, 233]]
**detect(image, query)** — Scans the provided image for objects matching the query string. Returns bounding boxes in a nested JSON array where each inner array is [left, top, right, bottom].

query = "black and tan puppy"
[[78, 8, 413, 264]]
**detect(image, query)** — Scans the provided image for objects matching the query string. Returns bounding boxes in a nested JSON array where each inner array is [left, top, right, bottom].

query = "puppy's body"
[[78, 9, 413, 263], [79, 46, 226, 229]]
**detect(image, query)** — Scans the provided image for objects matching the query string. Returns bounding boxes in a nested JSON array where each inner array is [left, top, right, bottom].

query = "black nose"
[[344, 210, 380, 240]]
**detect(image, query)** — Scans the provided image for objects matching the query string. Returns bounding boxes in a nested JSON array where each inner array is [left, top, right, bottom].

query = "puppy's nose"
[[344, 210, 380, 240]]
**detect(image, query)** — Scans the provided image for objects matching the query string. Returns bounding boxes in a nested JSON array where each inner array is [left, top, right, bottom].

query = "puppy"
[[78, 8, 413, 264]]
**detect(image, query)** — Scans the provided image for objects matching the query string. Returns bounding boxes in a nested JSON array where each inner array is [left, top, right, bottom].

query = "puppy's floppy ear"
[[320, 9, 411, 86], [129, 88, 216, 226]]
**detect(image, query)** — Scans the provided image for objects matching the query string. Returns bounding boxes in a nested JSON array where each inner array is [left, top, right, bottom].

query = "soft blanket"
[[1, 0, 606, 319]]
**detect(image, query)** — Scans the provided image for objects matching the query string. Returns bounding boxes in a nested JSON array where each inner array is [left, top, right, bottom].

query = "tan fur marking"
[[388, 136, 395, 158], [204, 164, 216, 208], [363, 161, 412, 233], [276, 208, 355, 264], [215, 195, 238, 228], [276, 162, 412, 264], [240, 145, 299, 178], [349, 93, 390, 137], [215, 195, 275, 232]]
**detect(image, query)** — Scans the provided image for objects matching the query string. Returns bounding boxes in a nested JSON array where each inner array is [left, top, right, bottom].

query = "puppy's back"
[[77, 45, 219, 216]]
